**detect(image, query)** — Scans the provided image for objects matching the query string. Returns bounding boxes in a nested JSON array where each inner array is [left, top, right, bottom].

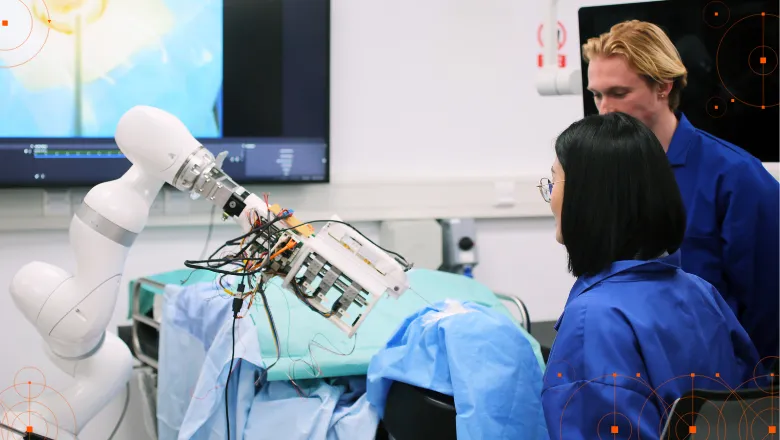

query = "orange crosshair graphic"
[[544, 355, 778, 439], [0, 366, 77, 439], [716, 11, 780, 110]]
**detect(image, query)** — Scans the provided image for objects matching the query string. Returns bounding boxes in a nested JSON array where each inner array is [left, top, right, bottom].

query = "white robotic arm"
[[5, 106, 411, 439], [6, 164, 163, 440]]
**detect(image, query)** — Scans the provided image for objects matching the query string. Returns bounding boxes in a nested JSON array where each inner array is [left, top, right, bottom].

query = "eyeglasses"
[[537, 177, 564, 203]]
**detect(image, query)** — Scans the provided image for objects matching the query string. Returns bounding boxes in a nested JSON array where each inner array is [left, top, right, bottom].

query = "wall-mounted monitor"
[[0, 0, 330, 187]]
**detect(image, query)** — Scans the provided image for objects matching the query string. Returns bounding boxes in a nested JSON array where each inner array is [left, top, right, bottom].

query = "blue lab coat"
[[668, 114, 780, 361], [541, 255, 760, 440]]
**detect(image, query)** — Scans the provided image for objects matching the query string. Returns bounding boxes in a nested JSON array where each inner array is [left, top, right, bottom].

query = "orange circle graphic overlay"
[[705, 96, 729, 118], [0, 0, 33, 51], [702, 1, 731, 29], [716, 13, 779, 109], [0, 0, 51, 68], [551, 358, 778, 439], [0, 367, 77, 439]]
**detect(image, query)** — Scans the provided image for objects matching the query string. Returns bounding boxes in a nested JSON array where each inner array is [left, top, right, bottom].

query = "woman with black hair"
[[539, 112, 760, 439]]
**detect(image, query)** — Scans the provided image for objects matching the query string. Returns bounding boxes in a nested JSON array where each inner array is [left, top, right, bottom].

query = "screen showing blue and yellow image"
[[0, 0, 330, 187], [0, 0, 223, 138]]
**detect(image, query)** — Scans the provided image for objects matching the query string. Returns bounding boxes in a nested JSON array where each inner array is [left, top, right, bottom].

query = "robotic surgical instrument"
[[5, 105, 412, 439]]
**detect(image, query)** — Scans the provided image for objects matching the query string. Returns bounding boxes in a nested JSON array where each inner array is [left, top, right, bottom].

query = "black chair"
[[377, 381, 458, 440], [661, 379, 779, 439]]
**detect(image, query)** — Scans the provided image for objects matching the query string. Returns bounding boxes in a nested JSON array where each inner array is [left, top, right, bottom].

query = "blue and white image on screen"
[[0, 0, 222, 138]]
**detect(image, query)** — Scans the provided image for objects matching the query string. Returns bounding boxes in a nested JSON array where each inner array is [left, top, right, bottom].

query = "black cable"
[[225, 285, 244, 440], [199, 216, 280, 265], [274, 219, 412, 268], [291, 279, 332, 318], [183, 213, 412, 279], [184, 219, 285, 276], [225, 316, 236, 440]]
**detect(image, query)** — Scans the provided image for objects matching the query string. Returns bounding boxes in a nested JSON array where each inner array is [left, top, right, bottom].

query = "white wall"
[[0, 0, 641, 438]]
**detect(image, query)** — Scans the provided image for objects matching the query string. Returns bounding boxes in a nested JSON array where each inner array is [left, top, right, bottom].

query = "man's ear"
[[657, 81, 673, 97]]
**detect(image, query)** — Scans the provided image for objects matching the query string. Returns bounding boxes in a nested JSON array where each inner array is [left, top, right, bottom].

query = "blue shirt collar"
[[553, 252, 681, 331], [666, 112, 696, 166]]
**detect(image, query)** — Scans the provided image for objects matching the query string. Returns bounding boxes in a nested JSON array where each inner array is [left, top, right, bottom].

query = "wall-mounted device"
[[438, 218, 478, 277]]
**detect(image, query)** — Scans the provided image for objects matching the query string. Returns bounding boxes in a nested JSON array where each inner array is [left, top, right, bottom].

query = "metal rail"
[[495, 292, 531, 333], [131, 277, 166, 370]]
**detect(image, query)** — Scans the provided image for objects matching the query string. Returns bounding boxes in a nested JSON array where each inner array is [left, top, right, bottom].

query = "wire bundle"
[[178, 195, 413, 439], [182, 194, 286, 440]]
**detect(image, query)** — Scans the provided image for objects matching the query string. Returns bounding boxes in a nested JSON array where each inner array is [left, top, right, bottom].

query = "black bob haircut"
[[555, 111, 686, 277]]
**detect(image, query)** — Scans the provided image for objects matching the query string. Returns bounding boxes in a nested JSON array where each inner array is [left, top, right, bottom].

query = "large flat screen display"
[[0, 0, 330, 187]]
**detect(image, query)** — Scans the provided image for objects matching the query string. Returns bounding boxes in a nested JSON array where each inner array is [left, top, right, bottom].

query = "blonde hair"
[[582, 20, 688, 111]]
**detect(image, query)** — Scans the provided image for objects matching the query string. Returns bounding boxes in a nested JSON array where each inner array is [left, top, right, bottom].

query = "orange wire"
[[269, 239, 296, 260]]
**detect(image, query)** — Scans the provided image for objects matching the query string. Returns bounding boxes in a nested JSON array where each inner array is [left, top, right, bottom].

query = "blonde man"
[[581, 20, 779, 364]]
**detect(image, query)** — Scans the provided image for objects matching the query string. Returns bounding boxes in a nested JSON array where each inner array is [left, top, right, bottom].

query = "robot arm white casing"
[[8, 164, 164, 438], [6, 106, 194, 437], [7, 105, 410, 437]]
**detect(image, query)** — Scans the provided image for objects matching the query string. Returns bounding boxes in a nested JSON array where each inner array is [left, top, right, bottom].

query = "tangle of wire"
[[181, 195, 288, 375], [181, 193, 413, 325], [177, 194, 413, 398]]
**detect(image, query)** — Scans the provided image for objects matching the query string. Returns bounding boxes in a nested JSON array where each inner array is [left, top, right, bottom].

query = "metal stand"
[[131, 277, 165, 370]]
